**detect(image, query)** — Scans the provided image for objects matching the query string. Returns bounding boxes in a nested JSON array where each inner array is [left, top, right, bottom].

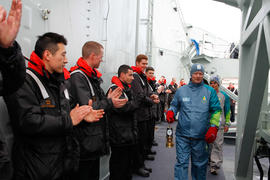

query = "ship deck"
[[133, 121, 267, 180]]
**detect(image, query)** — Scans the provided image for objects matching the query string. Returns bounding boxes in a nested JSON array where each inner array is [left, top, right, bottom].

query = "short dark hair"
[[34, 32, 67, 59], [136, 54, 148, 63], [146, 66, 154, 72], [118, 64, 132, 77], [82, 41, 103, 59]]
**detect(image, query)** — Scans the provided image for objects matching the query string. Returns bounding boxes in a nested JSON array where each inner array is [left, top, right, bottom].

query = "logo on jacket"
[[201, 96, 207, 104], [41, 99, 55, 108], [183, 97, 190, 102]]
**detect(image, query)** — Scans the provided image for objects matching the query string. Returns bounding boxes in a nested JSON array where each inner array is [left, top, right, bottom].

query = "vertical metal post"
[[146, 0, 153, 65], [135, 0, 140, 57]]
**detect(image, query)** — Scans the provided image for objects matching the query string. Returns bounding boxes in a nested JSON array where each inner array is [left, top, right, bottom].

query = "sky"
[[179, 0, 242, 42]]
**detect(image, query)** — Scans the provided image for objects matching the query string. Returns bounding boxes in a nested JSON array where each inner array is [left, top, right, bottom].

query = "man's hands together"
[[70, 100, 104, 126], [150, 94, 160, 104], [107, 87, 128, 108]]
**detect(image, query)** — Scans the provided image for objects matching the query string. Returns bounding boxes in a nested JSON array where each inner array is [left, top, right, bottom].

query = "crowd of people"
[[0, 1, 238, 180], [0, 1, 177, 179]]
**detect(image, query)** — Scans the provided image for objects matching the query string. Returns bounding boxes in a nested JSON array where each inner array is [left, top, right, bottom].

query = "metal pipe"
[[135, 0, 140, 57]]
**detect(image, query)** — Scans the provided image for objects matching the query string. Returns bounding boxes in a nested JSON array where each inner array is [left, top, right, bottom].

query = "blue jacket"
[[169, 81, 221, 139]]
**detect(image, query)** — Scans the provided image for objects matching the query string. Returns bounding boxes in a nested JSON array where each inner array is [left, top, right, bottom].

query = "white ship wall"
[[0, 0, 147, 179], [207, 58, 239, 79], [1, 0, 149, 88], [152, 0, 189, 83]]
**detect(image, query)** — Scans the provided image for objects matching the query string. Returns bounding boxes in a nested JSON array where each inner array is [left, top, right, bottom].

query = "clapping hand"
[[0, 0, 22, 48], [84, 100, 105, 123]]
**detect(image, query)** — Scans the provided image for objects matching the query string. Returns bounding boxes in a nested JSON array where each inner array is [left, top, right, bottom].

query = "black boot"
[[135, 168, 150, 177], [148, 149, 156, 155], [152, 140, 158, 146], [144, 166, 152, 173], [145, 155, 155, 161]]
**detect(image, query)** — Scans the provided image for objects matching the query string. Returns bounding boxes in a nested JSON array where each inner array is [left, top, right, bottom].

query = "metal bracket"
[[37, 4, 51, 20], [254, 138, 270, 180]]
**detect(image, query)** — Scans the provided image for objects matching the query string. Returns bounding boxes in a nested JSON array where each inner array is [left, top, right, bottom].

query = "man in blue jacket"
[[166, 64, 221, 180]]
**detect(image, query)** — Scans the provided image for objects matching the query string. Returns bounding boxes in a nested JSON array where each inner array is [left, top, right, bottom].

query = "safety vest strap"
[[133, 72, 145, 86], [70, 69, 95, 97], [26, 69, 49, 99], [26, 69, 70, 100]]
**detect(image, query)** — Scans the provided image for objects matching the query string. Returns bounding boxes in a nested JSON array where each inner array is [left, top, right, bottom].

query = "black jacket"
[[0, 41, 25, 179], [148, 79, 160, 120], [168, 83, 178, 104], [131, 73, 154, 122], [0, 41, 26, 96], [4, 68, 74, 180], [69, 69, 112, 160], [107, 82, 138, 147], [157, 83, 167, 103]]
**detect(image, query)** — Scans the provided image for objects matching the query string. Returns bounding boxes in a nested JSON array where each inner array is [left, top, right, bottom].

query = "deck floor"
[[133, 121, 236, 180]]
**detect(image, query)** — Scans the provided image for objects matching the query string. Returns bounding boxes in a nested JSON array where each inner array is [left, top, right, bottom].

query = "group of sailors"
[[0, 1, 236, 180], [1, 1, 170, 180]]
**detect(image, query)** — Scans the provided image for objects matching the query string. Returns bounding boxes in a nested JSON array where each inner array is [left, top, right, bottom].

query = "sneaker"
[[210, 167, 218, 175]]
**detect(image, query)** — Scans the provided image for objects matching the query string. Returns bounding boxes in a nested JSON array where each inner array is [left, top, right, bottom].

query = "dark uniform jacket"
[[0, 41, 26, 95], [157, 82, 167, 103], [107, 76, 139, 147], [0, 41, 26, 179], [147, 78, 160, 121], [69, 57, 112, 160], [4, 51, 74, 180], [131, 66, 154, 122], [168, 82, 178, 106]]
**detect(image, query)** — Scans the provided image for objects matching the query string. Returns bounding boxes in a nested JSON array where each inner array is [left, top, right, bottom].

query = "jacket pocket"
[[77, 125, 105, 157], [64, 135, 80, 173]]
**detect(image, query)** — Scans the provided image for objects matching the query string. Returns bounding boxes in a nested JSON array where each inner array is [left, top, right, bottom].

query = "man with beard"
[[108, 65, 138, 180], [145, 66, 159, 148]]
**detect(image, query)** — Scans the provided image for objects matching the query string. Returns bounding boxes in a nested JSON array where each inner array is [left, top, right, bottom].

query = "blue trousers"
[[174, 135, 209, 180]]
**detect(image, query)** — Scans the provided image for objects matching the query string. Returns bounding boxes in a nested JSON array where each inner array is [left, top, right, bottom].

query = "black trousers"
[[0, 161, 12, 180], [133, 121, 151, 169], [160, 101, 166, 122], [149, 117, 155, 145], [71, 158, 100, 180], [230, 104, 235, 122], [109, 145, 135, 180]]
